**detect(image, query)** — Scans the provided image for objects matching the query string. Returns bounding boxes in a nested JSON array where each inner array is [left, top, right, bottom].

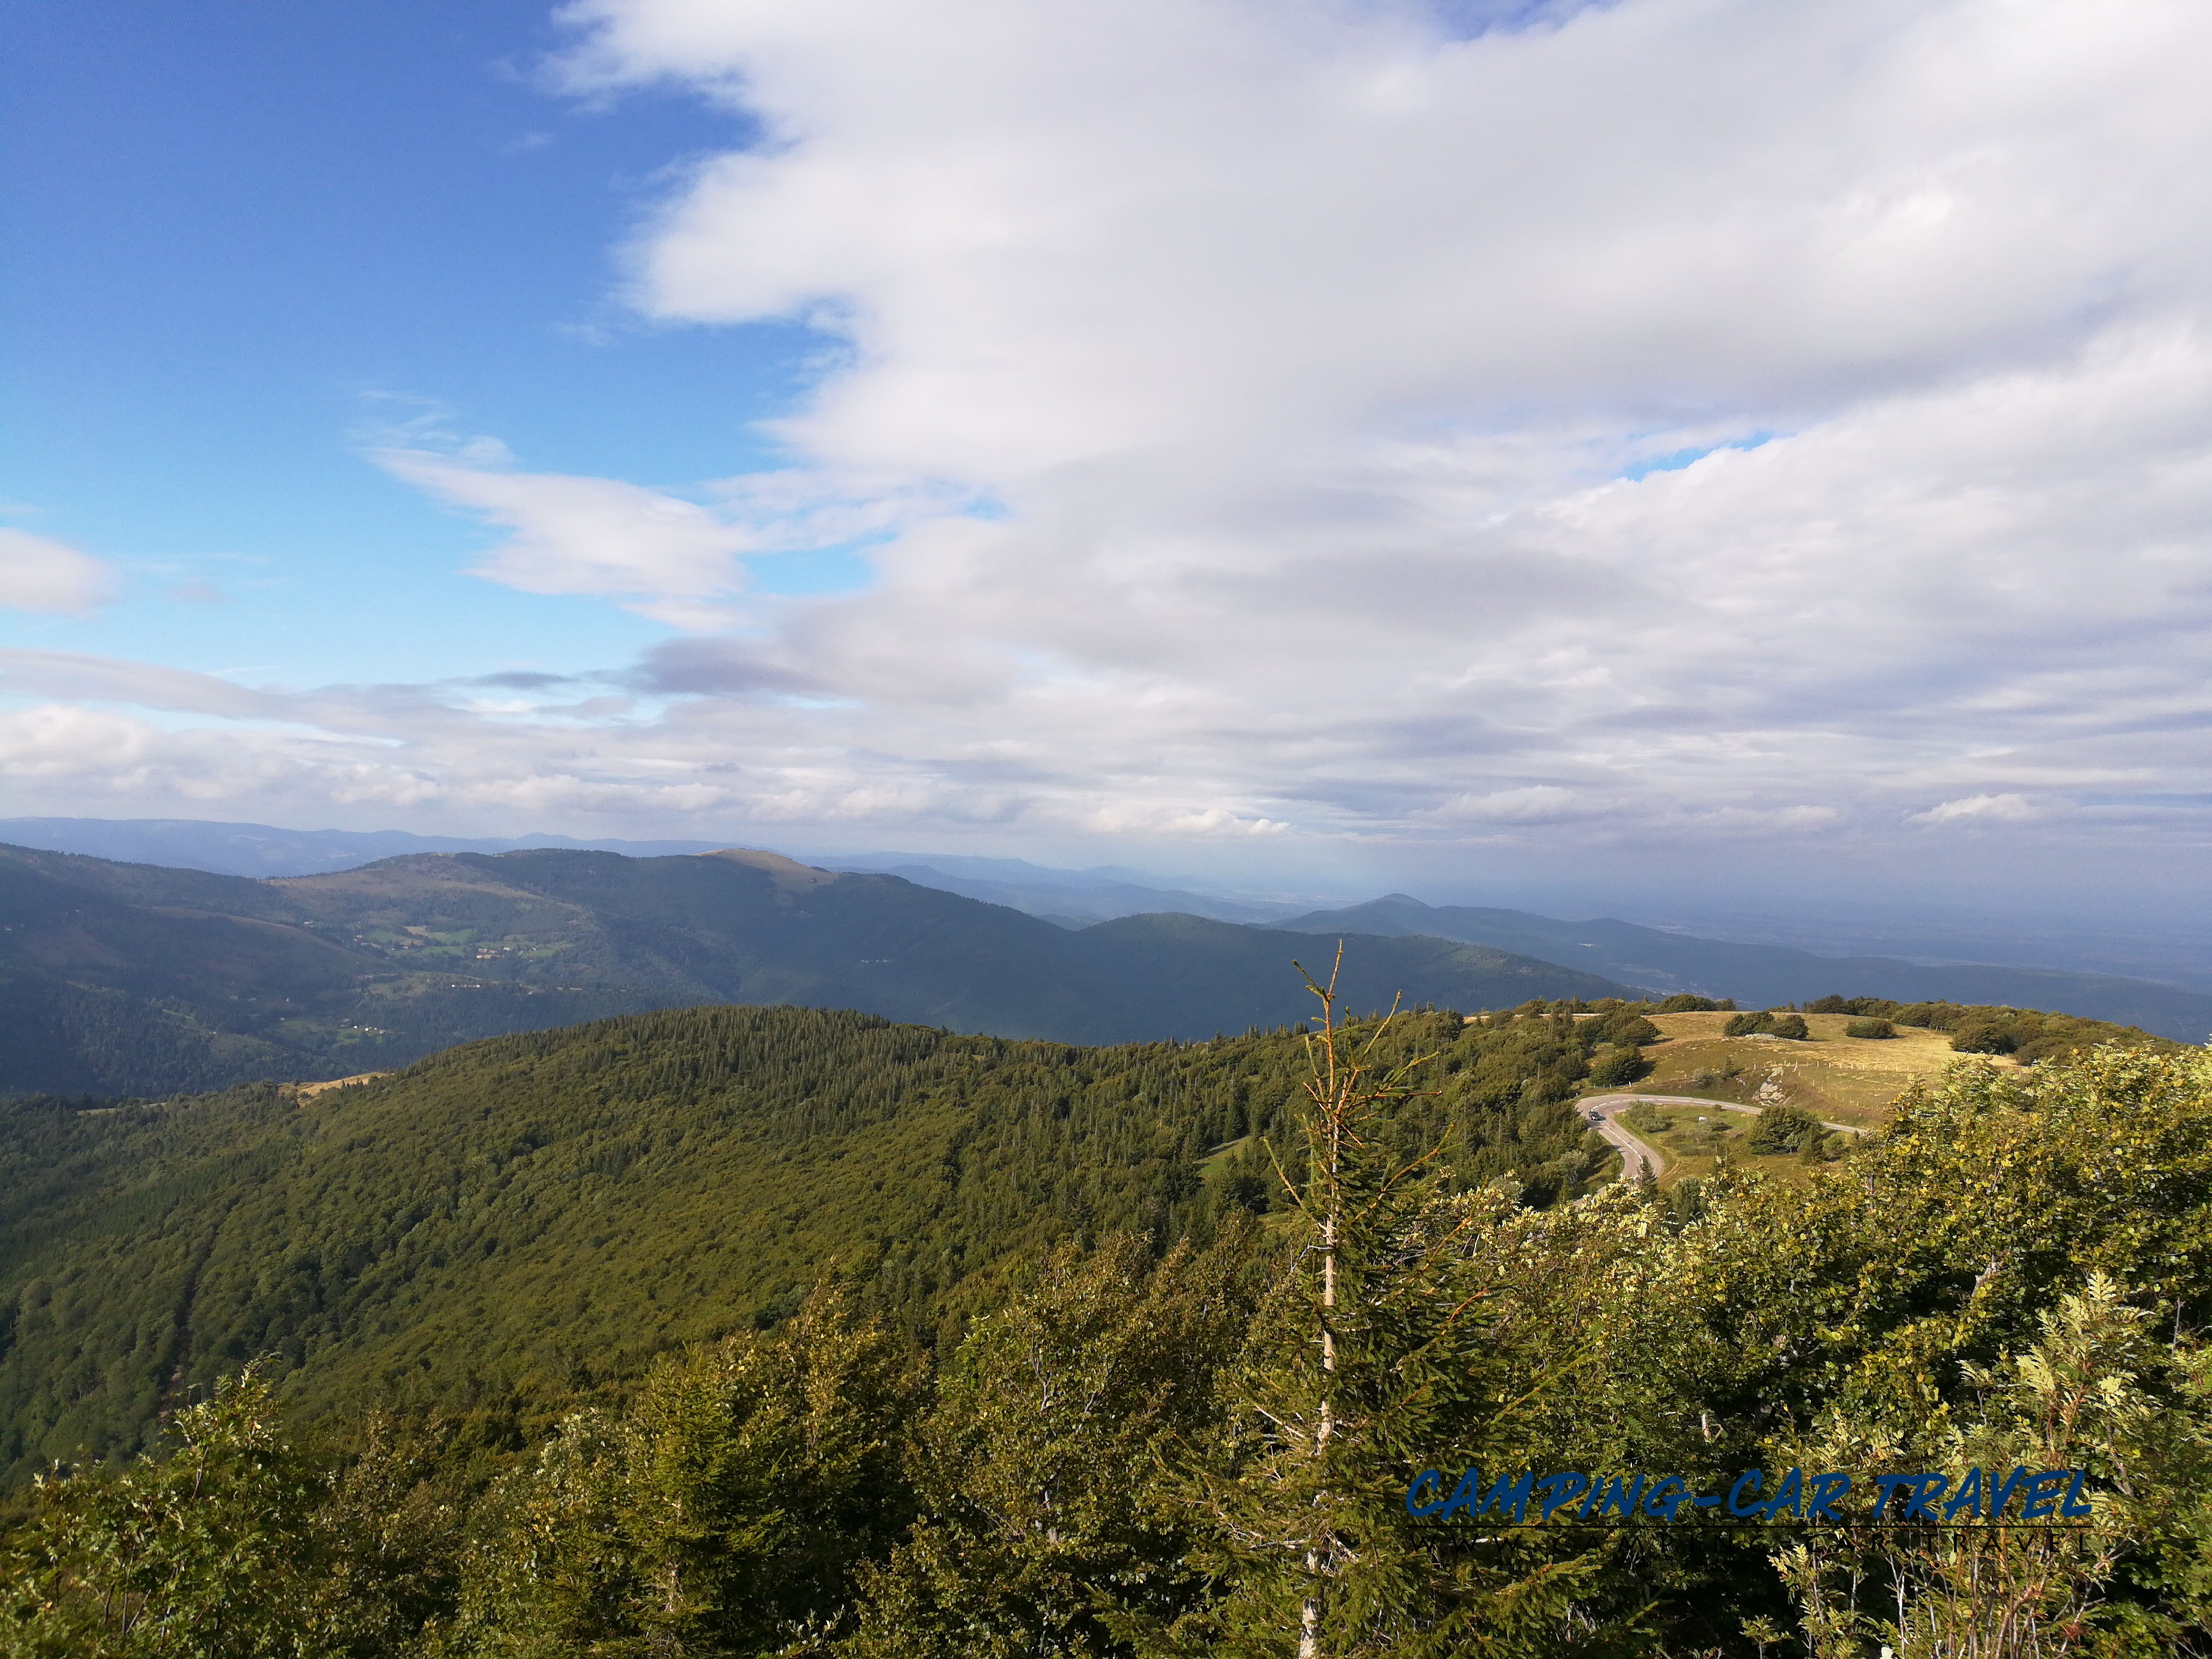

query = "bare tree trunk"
[[1301, 973, 1345, 1659], [1300, 1203, 1337, 1659]]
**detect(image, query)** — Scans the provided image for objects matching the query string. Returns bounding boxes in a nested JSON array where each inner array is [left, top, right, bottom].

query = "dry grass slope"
[[1610, 1011, 2021, 1187]]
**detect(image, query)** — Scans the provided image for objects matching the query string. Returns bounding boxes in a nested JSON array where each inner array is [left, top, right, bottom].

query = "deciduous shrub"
[[1748, 1101, 1822, 1153], [1951, 1020, 2020, 1055], [1586, 1047, 1651, 1088]]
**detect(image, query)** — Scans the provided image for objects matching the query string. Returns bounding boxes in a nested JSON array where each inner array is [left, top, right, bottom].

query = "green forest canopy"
[[2, 991, 2203, 1656], [0, 994, 2168, 1483], [1, 999, 1694, 1477]]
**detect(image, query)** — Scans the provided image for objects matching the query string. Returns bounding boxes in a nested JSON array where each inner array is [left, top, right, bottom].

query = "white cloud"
[[517, 0, 2212, 867], [18, 0, 2212, 901], [375, 446, 977, 626], [1084, 804, 1289, 836], [374, 449, 758, 617], [0, 529, 115, 613], [1430, 786, 1589, 823], [0, 650, 287, 720], [563, 0, 2212, 464], [1913, 792, 2042, 825], [0, 704, 154, 777]]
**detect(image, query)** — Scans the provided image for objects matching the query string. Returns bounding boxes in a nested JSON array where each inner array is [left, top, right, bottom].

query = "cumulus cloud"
[[564, 0, 2212, 456], [0, 529, 115, 613], [19, 0, 2212, 893], [501, 0, 2212, 861]]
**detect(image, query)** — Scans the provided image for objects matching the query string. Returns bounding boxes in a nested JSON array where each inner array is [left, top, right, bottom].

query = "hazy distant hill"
[[0, 842, 1630, 1094], [813, 855, 1299, 925], [1273, 894, 2212, 1042], [0, 819, 1309, 925], [0, 816, 727, 878]]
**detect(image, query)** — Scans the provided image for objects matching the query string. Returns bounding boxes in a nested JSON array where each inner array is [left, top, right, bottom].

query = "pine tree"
[[1156, 949, 1593, 1658], [447, 1284, 924, 1656], [842, 1233, 1251, 1659]]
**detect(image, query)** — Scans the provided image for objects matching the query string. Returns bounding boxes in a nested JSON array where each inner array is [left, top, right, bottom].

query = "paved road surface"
[[1581, 1092, 1861, 1182]]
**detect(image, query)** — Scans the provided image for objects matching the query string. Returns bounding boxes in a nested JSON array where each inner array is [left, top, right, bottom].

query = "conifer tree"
[[842, 1233, 1250, 1659], [448, 1284, 922, 1657], [1157, 950, 1593, 1658]]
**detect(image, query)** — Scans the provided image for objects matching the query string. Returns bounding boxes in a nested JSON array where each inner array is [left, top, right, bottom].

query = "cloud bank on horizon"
[[5, 0, 2211, 902]]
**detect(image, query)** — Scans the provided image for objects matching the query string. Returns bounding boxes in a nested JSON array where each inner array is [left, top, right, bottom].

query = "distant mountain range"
[[809, 854, 1300, 925], [0, 816, 732, 877], [3, 817, 2207, 1049], [0, 819, 1304, 924], [0, 841, 1628, 1097], [1270, 895, 2212, 1043]]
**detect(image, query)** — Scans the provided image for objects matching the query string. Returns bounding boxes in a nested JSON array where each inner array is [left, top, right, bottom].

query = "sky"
[[5, 0, 2212, 927]]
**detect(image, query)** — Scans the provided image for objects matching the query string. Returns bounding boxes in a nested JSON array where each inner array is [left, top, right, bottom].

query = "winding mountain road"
[[1582, 1092, 1861, 1182]]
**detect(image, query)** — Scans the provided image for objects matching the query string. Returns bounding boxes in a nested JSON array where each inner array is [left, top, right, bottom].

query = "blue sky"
[[3, 1, 817, 683], [5, 0, 2212, 927]]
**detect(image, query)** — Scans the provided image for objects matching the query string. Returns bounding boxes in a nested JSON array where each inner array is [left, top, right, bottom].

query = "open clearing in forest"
[[291, 1071, 392, 1099], [1584, 1011, 2021, 1186], [1626, 1011, 2013, 1130]]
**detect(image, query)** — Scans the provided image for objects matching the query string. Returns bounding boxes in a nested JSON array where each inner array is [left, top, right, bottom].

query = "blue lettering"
[[2060, 1469, 2093, 1520], [1581, 1473, 1646, 1519], [1871, 1474, 1919, 1517], [1942, 1468, 1984, 1521], [1805, 1473, 1851, 1521], [1404, 1462, 2091, 1525], [1481, 1470, 1535, 1522], [1756, 1467, 1803, 1521], [1436, 1467, 1486, 1519], [2021, 1471, 2068, 1521], [1988, 1467, 2036, 1519], [1536, 1473, 1590, 1522], [1899, 1475, 1948, 1522], [1645, 1476, 1692, 1521], [1405, 1469, 1448, 1518]]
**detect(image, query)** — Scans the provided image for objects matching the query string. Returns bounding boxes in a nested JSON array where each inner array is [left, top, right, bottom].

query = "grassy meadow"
[[1601, 1010, 2020, 1185]]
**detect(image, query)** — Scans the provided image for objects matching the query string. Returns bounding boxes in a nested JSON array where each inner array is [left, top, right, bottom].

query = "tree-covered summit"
[[0, 997, 1667, 1481], [0, 840, 1633, 1096]]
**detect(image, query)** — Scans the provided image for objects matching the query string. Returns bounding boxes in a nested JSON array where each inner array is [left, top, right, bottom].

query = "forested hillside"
[[5, 1003, 2211, 1656], [0, 841, 1630, 1094], [0, 998, 1679, 1480]]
